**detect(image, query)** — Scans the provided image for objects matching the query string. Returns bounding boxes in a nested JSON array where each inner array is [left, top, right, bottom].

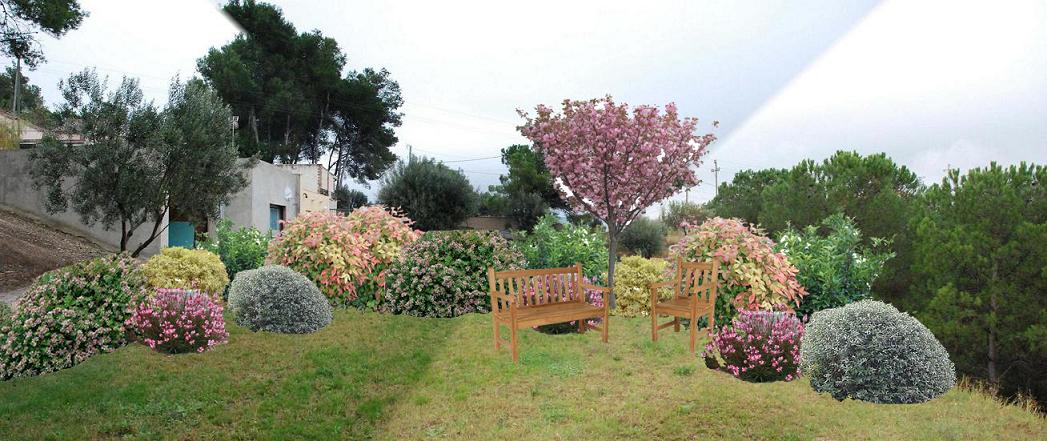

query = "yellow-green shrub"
[[143, 247, 229, 297], [612, 256, 673, 317]]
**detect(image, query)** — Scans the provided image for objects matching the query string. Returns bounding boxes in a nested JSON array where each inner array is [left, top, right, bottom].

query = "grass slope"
[[1, 310, 1043, 440]]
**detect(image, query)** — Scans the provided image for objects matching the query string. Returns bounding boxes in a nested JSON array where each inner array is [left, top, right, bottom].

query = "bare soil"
[[0, 208, 108, 296]]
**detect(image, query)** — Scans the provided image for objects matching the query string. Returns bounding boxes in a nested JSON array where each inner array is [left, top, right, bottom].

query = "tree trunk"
[[987, 260, 1000, 383], [607, 229, 618, 309], [120, 219, 129, 252]]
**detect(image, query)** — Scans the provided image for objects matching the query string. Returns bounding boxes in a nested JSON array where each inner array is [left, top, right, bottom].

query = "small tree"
[[333, 186, 368, 212], [377, 155, 477, 230], [30, 70, 246, 256], [519, 96, 716, 307]]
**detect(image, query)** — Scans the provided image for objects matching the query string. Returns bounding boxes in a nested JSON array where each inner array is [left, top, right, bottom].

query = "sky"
[[21, 0, 1047, 211]]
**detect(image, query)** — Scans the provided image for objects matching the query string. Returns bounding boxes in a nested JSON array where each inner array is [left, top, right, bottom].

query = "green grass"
[[1, 310, 1043, 440]]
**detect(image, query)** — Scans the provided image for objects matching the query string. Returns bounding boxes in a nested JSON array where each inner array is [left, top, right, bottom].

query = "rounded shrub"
[[143, 247, 229, 297], [227, 265, 332, 334], [619, 217, 668, 258], [800, 300, 956, 404], [344, 205, 422, 305], [126, 288, 228, 354], [702, 310, 804, 382], [611, 256, 672, 317], [377, 156, 479, 231], [1, 254, 147, 380], [383, 230, 526, 318]]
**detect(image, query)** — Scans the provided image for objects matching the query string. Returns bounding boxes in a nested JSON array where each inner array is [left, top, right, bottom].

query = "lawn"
[[1, 310, 1043, 440]]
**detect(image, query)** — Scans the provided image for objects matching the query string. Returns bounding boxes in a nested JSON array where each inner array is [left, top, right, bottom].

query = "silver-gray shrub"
[[800, 300, 956, 404], [227, 265, 332, 334]]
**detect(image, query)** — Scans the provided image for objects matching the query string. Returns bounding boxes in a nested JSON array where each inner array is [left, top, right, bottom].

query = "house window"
[[269, 204, 285, 231]]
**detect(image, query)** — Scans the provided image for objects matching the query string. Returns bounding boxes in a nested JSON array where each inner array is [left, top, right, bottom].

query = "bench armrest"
[[647, 281, 673, 290], [580, 283, 610, 312]]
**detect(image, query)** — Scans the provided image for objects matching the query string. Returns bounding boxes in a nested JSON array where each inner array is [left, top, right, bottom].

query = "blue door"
[[269, 205, 283, 231], [169, 221, 195, 248]]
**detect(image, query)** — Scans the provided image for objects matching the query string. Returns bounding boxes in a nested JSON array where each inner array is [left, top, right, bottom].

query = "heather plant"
[[345, 205, 422, 307], [197, 219, 270, 283], [611, 256, 672, 317], [801, 300, 956, 404], [516, 214, 608, 281], [383, 230, 526, 318], [619, 217, 668, 258], [702, 310, 804, 383], [228, 265, 333, 334], [776, 214, 893, 318], [143, 247, 229, 297], [268, 211, 379, 304], [126, 288, 228, 354], [670, 217, 806, 325], [0, 254, 147, 380]]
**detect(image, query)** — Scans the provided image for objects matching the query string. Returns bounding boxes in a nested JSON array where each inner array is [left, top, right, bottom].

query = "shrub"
[[0, 302, 12, 331], [267, 209, 420, 305], [197, 219, 269, 283], [377, 156, 478, 230], [143, 247, 229, 297], [0, 254, 147, 380], [126, 289, 228, 354], [702, 310, 804, 382], [669, 217, 806, 325], [345, 205, 422, 306], [661, 200, 713, 230], [227, 265, 333, 334], [801, 300, 956, 403], [776, 214, 893, 318], [383, 230, 526, 318], [611, 256, 672, 317], [516, 214, 608, 281], [620, 217, 668, 258]]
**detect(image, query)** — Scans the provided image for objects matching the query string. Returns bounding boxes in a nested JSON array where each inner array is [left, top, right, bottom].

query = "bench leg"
[[602, 313, 609, 343], [651, 309, 658, 342], [511, 324, 519, 363], [492, 317, 500, 350], [689, 314, 698, 353], [674, 317, 680, 333], [578, 319, 585, 334]]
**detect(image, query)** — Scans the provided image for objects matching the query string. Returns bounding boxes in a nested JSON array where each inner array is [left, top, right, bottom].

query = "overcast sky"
[[22, 0, 1047, 210]]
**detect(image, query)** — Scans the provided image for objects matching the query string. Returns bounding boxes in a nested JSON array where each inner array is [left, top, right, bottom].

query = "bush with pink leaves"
[[126, 289, 228, 354], [701, 310, 804, 383]]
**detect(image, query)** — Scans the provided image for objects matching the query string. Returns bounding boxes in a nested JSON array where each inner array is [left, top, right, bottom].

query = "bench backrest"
[[672, 258, 720, 305], [487, 263, 585, 313]]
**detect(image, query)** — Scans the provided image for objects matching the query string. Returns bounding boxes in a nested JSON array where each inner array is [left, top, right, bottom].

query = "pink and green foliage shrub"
[[702, 310, 804, 383], [345, 205, 422, 305], [383, 230, 526, 318], [126, 289, 228, 354], [267, 208, 420, 306], [0, 254, 147, 380], [670, 217, 805, 322]]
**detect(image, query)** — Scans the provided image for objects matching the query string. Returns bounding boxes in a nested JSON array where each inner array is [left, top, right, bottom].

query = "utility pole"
[[11, 57, 19, 115], [712, 159, 722, 197]]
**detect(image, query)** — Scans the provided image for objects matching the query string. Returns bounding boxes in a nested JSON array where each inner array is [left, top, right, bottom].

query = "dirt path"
[[0, 208, 109, 300]]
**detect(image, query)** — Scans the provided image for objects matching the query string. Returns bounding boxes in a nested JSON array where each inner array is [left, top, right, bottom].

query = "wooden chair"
[[487, 263, 610, 363], [648, 258, 720, 353]]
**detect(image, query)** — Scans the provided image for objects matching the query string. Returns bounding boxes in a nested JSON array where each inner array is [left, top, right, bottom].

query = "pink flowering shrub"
[[670, 217, 805, 323], [702, 310, 804, 383], [383, 231, 526, 318], [267, 208, 420, 305], [126, 289, 228, 354], [0, 254, 147, 380]]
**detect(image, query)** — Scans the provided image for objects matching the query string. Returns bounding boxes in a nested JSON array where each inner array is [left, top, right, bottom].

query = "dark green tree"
[[913, 163, 1046, 406], [197, 0, 401, 184], [30, 70, 247, 256], [707, 168, 785, 224], [333, 186, 368, 212], [0, 66, 42, 112], [0, 0, 86, 67], [377, 156, 477, 230], [488, 144, 566, 229]]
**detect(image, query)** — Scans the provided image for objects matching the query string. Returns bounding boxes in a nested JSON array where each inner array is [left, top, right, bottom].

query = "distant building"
[[0, 110, 87, 149]]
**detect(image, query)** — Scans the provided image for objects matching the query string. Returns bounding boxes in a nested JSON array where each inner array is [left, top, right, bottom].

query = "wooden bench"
[[487, 263, 610, 363], [649, 258, 720, 353]]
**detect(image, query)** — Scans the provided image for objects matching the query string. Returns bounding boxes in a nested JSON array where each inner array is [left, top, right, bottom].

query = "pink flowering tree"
[[518, 96, 716, 307]]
